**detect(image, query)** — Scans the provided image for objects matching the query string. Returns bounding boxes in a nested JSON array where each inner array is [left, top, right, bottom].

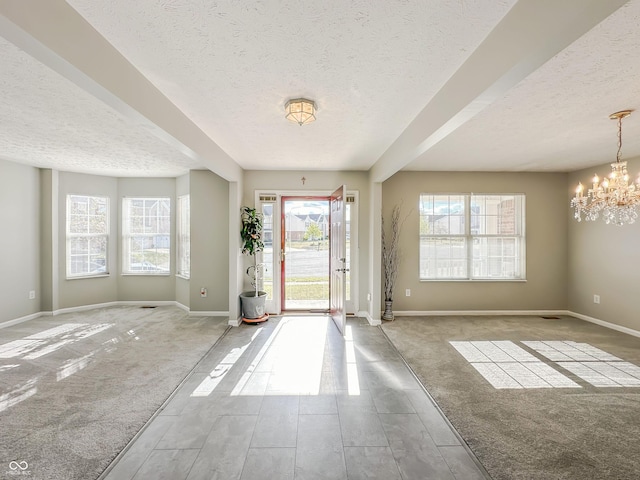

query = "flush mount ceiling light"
[[285, 98, 316, 126], [571, 110, 640, 225]]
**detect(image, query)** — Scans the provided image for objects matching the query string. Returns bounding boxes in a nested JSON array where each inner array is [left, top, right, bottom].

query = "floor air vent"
[[541, 315, 560, 319]]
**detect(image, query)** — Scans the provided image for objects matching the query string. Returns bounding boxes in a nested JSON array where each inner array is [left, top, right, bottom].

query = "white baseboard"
[[391, 309, 640, 339], [228, 316, 242, 327], [358, 310, 381, 326], [189, 311, 230, 317], [175, 302, 189, 313], [568, 310, 640, 338], [392, 309, 569, 317], [2, 301, 231, 329], [0, 311, 43, 330], [52, 300, 179, 316], [52, 301, 120, 315]]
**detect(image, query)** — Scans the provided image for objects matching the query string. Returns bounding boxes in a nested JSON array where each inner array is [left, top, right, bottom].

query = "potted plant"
[[382, 204, 403, 321], [239, 206, 268, 322]]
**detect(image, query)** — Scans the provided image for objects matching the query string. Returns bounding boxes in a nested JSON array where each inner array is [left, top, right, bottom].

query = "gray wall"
[[189, 170, 229, 312], [8, 159, 611, 325], [57, 172, 119, 309], [242, 170, 371, 311], [568, 155, 640, 331], [0, 159, 40, 323], [382, 171, 568, 311], [3, 165, 231, 321], [40, 169, 57, 312]]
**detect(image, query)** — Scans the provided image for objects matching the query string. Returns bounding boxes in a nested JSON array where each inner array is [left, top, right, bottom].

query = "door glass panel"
[[261, 203, 274, 300], [283, 199, 329, 310], [345, 203, 351, 302]]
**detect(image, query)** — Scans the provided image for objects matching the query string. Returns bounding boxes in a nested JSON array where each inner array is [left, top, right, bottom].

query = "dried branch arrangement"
[[382, 204, 405, 302]]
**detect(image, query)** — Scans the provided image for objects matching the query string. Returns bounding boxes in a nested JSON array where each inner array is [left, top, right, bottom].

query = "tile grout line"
[[377, 325, 494, 480]]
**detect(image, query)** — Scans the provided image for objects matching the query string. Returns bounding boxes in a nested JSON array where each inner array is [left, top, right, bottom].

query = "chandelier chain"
[[616, 114, 623, 163]]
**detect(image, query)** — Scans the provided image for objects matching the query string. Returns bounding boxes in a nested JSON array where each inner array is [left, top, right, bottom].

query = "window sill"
[[176, 274, 190, 280], [420, 278, 527, 283], [66, 274, 110, 280], [121, 272, 171, 276]]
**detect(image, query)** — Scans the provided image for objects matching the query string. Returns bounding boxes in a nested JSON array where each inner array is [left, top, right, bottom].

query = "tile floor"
[[102, 316, 488, 480]]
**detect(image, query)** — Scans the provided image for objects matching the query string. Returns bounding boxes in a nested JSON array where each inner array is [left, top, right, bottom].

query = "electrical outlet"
[[593, 294, 600, 304], [367, 293, 371, 301], [29, 290, 36, 300], [405, 289, 411, 296], [200, 287, 207, 298]]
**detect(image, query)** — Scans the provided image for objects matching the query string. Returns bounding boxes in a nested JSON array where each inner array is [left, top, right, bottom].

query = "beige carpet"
[[382, 315, 640, 480], [0, 306, 229, 480]]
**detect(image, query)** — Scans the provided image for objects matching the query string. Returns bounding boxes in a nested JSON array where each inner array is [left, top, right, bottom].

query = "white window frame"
[[176, 195, 190, 279], [419, 193, 525, 281], [122, 197, 171, 275], [66, 194, 109, 278]]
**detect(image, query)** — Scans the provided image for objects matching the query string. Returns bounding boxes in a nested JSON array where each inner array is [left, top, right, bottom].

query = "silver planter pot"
[[240, 291, 267, 319]]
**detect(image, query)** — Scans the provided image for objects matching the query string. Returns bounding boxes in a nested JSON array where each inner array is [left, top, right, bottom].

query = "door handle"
[[280, 249, 285, 262]]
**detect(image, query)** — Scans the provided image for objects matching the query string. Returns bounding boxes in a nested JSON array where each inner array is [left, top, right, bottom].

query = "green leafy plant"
[[303, 223, 323, 242], [241, 206, 265, 296]]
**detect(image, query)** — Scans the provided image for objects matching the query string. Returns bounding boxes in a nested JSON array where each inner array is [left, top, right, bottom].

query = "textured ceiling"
[[0, 1, 637, 177], [63, 0, 515, 171], [0, 36, 199, 177], [405, 0, 640, 172]]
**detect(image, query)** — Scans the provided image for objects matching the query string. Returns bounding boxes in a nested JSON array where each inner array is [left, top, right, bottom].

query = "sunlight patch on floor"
[[57, 352, 94, 381], [0, 323, 113, 359], [451, 340, 640, 389], [192, 327, 264, 397], [522, 341, 621, 362], [256, 317, 328, 395], [559, 361, 640, 387], [0, 378, 38, 413], [345, 325, 360, 396], [450, 340, 580, 389]]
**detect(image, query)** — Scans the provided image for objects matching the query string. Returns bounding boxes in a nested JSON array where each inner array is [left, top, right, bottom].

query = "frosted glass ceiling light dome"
[[285, 98, 316, 126]]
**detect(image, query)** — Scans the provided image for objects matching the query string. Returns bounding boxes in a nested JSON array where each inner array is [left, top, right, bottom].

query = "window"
[[261, 202, 274, 301], [66, 195, 109, 278], [122, 197, 170, 274], [419, 194, 525, 280], [177, 195, 190, 278]]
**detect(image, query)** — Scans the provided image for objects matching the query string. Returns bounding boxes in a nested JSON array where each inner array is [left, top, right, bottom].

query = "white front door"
[[329, 185, 347, 335]]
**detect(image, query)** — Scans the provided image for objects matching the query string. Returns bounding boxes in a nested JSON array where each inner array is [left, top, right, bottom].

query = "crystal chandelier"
[[571, 110, 640, 225]]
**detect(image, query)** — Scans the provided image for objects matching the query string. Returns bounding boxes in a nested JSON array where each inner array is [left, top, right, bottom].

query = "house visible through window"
[[177, 195, 190, 278], [66, 195, 109, 278], [123, 197, 171, 274], [419, 194, 525, 280]]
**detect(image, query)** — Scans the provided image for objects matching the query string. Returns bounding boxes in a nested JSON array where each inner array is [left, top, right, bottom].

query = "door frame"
[[255, 189, 358, 315], [281, 195, 331, 311]]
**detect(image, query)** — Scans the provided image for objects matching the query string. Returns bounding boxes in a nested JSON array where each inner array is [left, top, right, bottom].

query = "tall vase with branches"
[[382, 204, 403, 321]]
